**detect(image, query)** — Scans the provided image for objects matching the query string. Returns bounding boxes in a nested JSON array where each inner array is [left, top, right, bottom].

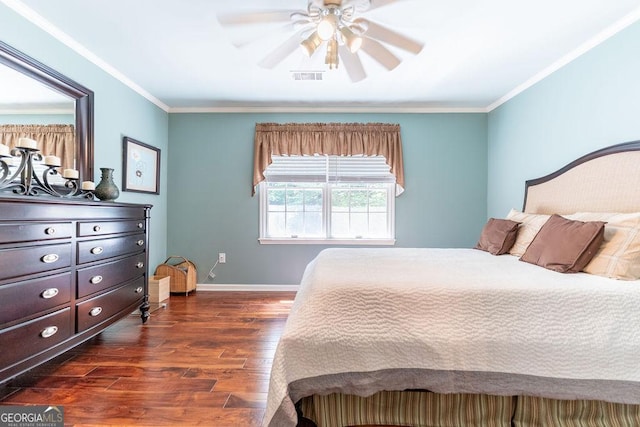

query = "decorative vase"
[[94, 167, 120, 201]]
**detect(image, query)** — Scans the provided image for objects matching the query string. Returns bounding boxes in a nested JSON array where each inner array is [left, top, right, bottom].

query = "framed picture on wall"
[[122, 136, 160, 194]]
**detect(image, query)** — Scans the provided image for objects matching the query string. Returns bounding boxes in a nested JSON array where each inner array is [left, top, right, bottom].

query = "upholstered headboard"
[[523, 140, 640, 215]]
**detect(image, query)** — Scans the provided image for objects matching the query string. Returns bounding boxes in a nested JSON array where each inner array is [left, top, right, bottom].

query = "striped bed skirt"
[[300, 391, 640, 427]]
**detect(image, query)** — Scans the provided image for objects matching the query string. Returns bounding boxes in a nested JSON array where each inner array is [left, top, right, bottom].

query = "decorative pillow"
[[474, 218, 521, 255], [566, 212, 640, 280], [520, 214, 605, 273], [505, 209, 551, 256]]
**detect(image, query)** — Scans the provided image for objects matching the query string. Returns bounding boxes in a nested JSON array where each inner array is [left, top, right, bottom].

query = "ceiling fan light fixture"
[[339, 26, 362, 53], [300, 32, 323, 56], [317, 10, 339, 41], [325, 38, 339, 70], [219, 0, 424, 81]]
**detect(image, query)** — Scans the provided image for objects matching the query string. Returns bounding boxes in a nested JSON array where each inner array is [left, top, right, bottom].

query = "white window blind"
[[263, 154, 395, 183]]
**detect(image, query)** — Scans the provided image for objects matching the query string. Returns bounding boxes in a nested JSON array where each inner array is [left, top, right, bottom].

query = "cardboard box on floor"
[[149, 275, 170, 303]]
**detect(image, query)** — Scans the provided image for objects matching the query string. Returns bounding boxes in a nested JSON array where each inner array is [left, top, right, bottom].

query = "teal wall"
[[0, 5, 169, 269], [168, 113, 487, 284], [487, 20, 640, 218]]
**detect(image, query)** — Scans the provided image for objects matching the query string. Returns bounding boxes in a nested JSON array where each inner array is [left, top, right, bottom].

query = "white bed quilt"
[[264, 248, 640, 426]]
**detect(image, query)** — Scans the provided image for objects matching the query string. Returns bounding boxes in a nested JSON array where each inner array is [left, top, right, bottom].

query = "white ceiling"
[[6, 0, 640, 112]]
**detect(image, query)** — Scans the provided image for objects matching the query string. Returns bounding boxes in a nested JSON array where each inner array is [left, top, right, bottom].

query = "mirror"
[[0, 40, 94, 182]]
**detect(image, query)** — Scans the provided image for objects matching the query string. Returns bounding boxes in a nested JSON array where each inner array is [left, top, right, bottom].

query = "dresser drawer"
[[0, 222, 72, 244], [77, 233, 146, 264], [76, 278, 145, 333], [77, 253, 146, 298], [0, 308, 72, 369], [0, 243, 72, 281], [78, 219, 145, 237], [0, 273, 72, 325]]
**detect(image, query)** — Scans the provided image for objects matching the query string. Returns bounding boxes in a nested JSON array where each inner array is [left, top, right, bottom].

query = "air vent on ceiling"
[[291, 71, 324, 81]]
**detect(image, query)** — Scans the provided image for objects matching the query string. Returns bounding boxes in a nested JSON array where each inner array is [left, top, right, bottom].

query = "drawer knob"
[[90, 275, 103, 284], [89, 307, 103, 317], [41, 253, 59, 263], [93, 225, 101, 232], [137, 223, 144, 229], [91, 246, 104, 255], [45, 227, 56, 235], [136, 261, 144, 269], [40, 326, 58, 338], [41, 288, 59, 299], [137, 239, 144, 247], [135, 286, 143, 294]]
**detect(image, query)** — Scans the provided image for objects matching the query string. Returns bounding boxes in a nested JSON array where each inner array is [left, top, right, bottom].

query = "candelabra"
[[0, 138, 95, 199]]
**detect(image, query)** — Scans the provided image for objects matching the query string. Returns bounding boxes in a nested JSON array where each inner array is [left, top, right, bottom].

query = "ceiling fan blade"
[[338, 45, 367, 82], [356, 19, 423, 54], [217, 9, 303, 26], [360, 38, 401, 70], [232, 23, 299, 48], [258, 32, 303, 69]]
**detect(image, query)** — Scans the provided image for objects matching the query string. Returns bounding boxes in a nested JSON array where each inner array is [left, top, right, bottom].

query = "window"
[[259, 155, 396, 244]]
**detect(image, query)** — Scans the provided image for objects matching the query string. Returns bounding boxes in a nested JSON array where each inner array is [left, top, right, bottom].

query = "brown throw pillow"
[[520, 214, 606, 273], [475, 218, 521, 255]]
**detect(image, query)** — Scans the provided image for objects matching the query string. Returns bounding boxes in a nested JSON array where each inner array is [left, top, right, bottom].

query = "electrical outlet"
[[218, 252, 226, 263]]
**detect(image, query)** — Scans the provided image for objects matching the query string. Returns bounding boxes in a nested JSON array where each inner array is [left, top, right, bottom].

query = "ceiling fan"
[[217, 0, 424, 82]]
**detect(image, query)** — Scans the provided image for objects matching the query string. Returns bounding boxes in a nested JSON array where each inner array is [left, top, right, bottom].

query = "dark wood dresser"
[[0, 196, 151, 383]]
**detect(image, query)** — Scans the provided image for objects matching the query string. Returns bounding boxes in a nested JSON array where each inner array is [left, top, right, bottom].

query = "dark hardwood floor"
[[0, 291, 296, 426]]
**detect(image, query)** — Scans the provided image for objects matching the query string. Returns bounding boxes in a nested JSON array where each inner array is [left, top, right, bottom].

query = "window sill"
[[258, 238, 396, 246]]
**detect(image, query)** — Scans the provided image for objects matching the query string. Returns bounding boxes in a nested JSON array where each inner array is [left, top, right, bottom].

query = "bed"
[[263, 141, 640, 427]]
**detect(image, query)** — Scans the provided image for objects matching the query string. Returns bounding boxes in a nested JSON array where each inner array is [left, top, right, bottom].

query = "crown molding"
[[168, 106, 489, 114]]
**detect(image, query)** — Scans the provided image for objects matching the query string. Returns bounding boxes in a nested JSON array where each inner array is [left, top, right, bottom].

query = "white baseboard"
[[196, 283, 299, 292]]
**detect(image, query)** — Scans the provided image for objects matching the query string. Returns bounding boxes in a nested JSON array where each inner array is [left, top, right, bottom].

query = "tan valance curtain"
[[0, 124, 75, 170], [253, 122, 404, 195]]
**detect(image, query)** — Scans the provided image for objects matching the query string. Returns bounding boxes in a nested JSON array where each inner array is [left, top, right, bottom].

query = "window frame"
[[258, 180, 396, 246]]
